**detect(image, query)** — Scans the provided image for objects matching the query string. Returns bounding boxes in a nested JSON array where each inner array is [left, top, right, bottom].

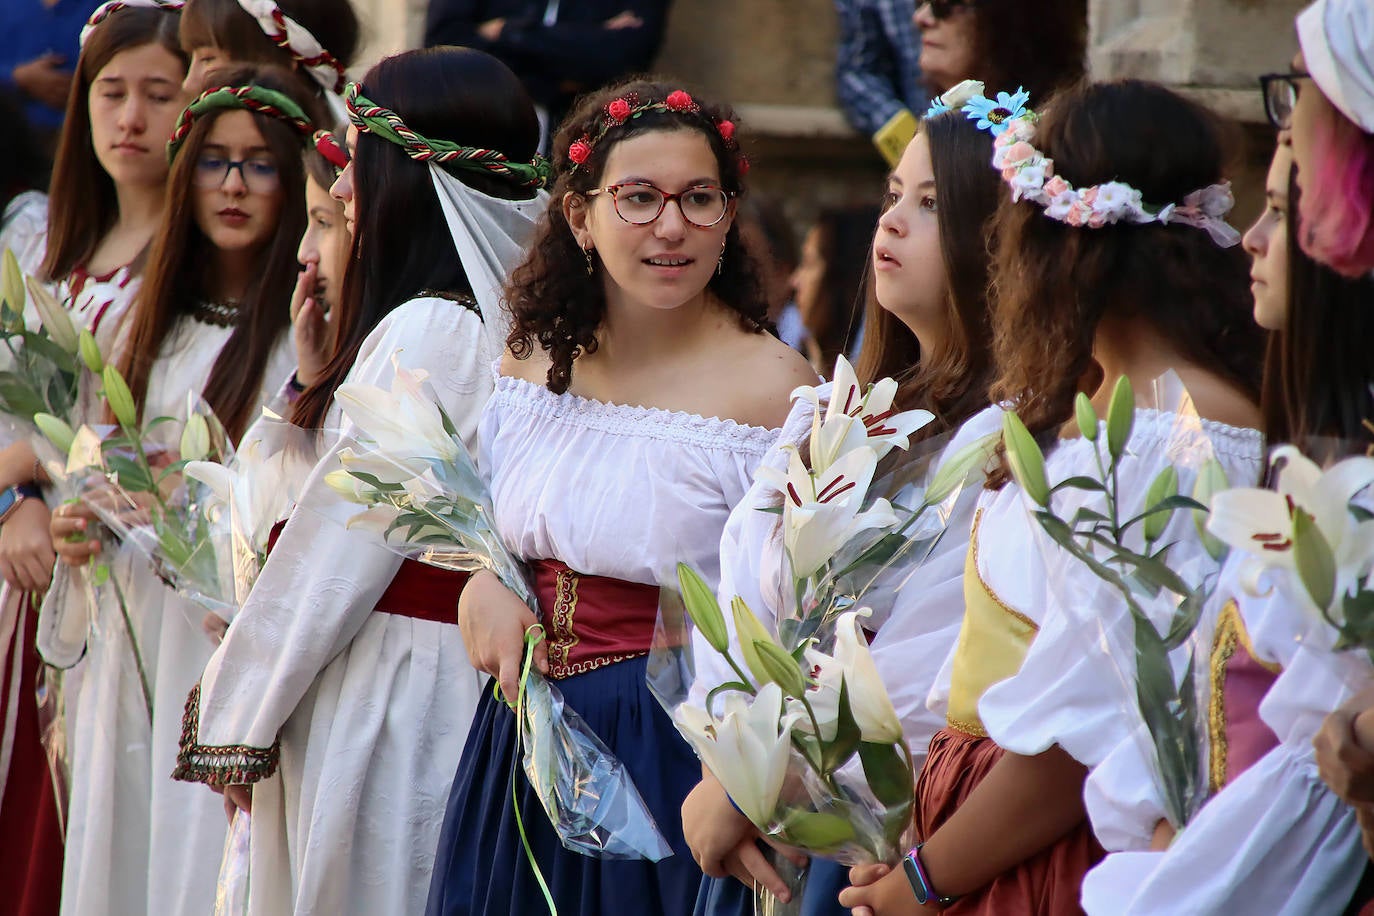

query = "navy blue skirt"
[[694, 860, 848, 916], [426, 656, 703, 916]]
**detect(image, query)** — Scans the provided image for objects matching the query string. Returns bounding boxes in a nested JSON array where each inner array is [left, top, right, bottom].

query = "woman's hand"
[[1150, 818, 1175, 851], [49, 501, 100, 567], [223, 783, 252, 823], [0, 498, 55, 591], [840, 862, 924, 916], [681, 770, 803, 901], [457, 570, 545, 703], [1315, 685, 1374, 806], [291, 262, 331, 387]]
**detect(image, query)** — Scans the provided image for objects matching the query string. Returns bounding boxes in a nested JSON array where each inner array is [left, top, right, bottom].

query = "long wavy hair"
[[506, 78, 770, 394], [179, 0, 358, 123], [42, 5, 187, 281], [988, 79, 1266, 485], [855, 110, 1002, 446], [114, 66, 309, 442], [1262, 163, 1374, 461], [289, 47, 541, 429]]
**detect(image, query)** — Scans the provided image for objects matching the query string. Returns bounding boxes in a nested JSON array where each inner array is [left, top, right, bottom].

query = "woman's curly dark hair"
[[506, 78, 770, 393], [987, 79, 1266, 486]]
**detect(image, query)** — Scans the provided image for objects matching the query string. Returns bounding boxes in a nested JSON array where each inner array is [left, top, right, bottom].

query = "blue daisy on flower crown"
[[924, 80, 1030, 137]]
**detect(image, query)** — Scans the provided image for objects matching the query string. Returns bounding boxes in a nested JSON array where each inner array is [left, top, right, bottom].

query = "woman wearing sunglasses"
[[912, 0, 1087, 101]]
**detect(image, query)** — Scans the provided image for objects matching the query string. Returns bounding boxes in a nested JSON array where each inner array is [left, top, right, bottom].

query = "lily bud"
[[754, 639, 808, 699], [924, 432, 996, 507], [2, 248, 24, 317], [179, 413, 211, 462], [322, 468, 369, 503], [33, 412, 74, 456], [1192, 459, 1229, 561], [78, 329, 104, 373], [101, 365, 139, 431], [1291, 508, 1336, 613], [1001, 412, 1050, 507], [677, 563, 729, 655], [1105, 376, 1135, 463], [26, 277, 78, 353], [1074, 393, 1098, 441], [732, 597, 781, 688], [1142, 466, 1179, 543]]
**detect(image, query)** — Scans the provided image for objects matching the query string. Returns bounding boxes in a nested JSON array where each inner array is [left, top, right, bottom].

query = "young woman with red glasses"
[[425, 79, 816, 916]]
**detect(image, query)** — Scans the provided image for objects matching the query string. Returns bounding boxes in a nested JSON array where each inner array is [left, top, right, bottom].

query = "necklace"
[[191, 298, 242, 327]]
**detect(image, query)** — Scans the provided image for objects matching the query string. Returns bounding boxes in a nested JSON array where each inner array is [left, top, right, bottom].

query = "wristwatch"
[[0, 484, 41, 525], [902, 844, 959, 908]]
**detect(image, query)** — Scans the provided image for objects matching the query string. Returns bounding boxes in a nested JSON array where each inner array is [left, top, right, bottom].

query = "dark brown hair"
[[804, 205, 877, 370], [1261, 163, 1374, 461], [506, 78, 769, 394], [933, 0, 1087, 102], [290, 47, 541, 429], [988, 79, 1265, 482], [855, 110, 1001, 443], [179, 0, 358, 123], [43, 6, 187, 281], [115, 66, 309, 442]]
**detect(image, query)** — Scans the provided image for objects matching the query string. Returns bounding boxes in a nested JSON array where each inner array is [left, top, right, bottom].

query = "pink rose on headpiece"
[[607, 97, 633, 123], [665, 90, 695, 111], [1043, 176, 1070, 199], [738, 154, 751, 176], [568, 138, 592, 165], [717, 119, 736, 141]]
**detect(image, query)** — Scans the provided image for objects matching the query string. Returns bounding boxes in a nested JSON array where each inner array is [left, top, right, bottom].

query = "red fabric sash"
[[529, 558, 660, 679], [267, 519, 467, 626]]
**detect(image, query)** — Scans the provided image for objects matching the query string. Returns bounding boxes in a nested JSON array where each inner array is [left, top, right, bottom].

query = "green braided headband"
[[344, 82, 552, 190], [166, 85, 313, 163]]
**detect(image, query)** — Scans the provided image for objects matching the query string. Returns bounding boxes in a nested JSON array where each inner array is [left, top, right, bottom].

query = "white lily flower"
[[344, 503, 403, 535], [66, 424, 105, 475], [674, 684, 796, 828], [758, 444, 898, 580], [336, 354, 461, 463], [792, 357, 934, 474], [791, 610, 903, 746], [338, 446, 427, 488], [1207, 446, 1374, 612]]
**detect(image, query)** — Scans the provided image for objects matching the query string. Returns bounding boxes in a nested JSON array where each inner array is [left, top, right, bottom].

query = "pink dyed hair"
[[1299, 97, 1374, 277]]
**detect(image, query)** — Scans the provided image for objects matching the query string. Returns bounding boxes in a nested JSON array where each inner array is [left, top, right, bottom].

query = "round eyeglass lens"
[[612, 184, 729, 226]]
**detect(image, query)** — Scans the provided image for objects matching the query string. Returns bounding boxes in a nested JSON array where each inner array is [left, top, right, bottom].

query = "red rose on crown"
[[665, 90, 695, 111], [607, 98, 633, 123], [716, 119, 736, 141], [568, 138, 592, 165]]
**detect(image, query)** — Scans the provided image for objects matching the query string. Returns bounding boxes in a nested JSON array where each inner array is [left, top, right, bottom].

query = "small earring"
[[583, 246, 595, 275], [716, 244, 725, 277]]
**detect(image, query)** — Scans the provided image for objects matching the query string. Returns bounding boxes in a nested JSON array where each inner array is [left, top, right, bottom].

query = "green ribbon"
[[508, 623, 558, 915]]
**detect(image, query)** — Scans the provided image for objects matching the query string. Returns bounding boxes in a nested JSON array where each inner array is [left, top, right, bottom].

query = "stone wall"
[[351, 0, 1309, 236]]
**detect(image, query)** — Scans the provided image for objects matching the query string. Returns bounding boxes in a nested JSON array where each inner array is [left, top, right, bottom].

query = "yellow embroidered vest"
[[945, 510, 1040, 737]]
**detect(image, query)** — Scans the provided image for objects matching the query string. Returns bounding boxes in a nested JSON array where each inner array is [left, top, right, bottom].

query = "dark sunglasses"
[[925, 0, 975, 19], [1258, 70, 1310, 131]]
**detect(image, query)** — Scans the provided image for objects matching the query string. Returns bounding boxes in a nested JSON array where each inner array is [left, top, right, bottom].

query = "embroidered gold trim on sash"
[[1206, 598, 1282, 791]]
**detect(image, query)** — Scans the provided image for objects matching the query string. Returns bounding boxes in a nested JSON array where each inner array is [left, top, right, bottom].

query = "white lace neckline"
[[494, 372, 780, 455]]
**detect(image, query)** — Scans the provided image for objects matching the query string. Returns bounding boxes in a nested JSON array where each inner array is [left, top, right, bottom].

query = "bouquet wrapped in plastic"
[[0, 248, 83, 439], [651, 358, 995, 912], [999, 374, 1235, 830], [319, 354, 670, 862]]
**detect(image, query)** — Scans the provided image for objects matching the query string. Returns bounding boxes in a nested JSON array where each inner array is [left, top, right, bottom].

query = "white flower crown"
[[991, 112, 1241, 246]]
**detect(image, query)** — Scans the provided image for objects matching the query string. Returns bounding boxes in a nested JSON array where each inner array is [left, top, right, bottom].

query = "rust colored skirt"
[[915, 726, 1104, 915]]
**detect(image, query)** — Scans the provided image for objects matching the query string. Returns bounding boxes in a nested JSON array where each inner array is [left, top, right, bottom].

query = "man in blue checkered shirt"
[[834, 0, 927, 164]]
